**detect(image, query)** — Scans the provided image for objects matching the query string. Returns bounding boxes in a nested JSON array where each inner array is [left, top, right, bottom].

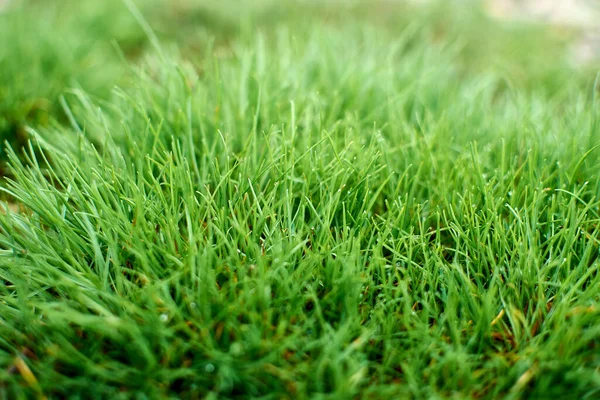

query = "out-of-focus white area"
[[488, 0, 597, 27], [488, 0, 600, 64]]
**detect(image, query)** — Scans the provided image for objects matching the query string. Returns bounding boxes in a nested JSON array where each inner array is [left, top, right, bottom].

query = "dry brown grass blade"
[[13, 355, 46, 399]]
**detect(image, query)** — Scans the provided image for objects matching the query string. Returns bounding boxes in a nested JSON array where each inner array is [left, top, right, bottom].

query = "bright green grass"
[[1, 1, 600, 398]]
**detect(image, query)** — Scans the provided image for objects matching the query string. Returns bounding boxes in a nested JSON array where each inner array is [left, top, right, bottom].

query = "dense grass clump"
[[1, 1, 599, 398]]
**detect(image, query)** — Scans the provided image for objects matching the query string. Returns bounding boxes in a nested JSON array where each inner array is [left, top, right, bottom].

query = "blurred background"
[[0, 0, 599, 175]]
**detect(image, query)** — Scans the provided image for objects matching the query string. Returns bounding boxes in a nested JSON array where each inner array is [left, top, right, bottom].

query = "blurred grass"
[[0, 0, 143, 165], [1, 0, 599, 398], [0, 0, 590, 167]]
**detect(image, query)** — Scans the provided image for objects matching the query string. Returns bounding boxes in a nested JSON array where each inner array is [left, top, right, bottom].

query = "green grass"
[[1, 0, 600, 398]]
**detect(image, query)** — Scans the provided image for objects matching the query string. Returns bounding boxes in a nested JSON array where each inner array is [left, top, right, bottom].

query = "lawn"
[[1, 0, 599, 398]]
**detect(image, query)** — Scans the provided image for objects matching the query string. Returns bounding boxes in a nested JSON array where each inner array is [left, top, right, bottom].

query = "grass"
[[1, 0, 600, 398]]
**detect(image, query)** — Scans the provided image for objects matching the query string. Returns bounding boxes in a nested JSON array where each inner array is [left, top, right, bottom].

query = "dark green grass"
[[1, 1, 599, 398]]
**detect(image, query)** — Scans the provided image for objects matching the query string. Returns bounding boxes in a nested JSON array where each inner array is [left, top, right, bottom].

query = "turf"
[[1, 0, 600, 398]]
